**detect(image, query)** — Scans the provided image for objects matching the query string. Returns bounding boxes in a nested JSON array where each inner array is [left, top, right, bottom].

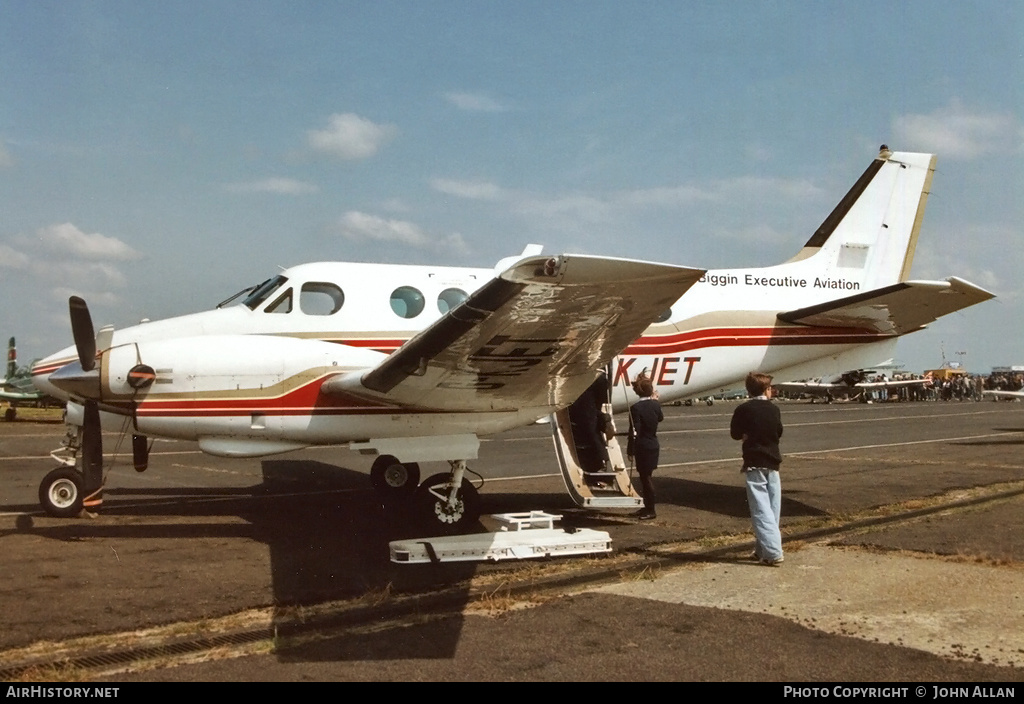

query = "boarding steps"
[[551, 406, 643, 508], [389, 511, 612, 564]]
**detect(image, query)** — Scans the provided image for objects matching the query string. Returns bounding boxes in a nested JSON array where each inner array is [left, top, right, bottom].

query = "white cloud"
[[1, 224, 142, 312], [431, 178, 507, 201], [334, 211, 470, 255], [34, 223, 141, 261], [336, 211, 429, 246], [46, 261, 129, 290], [893, 100, 1023, 160], [307, 113, 397, 160], [51, 286, 121, 307], [0, 243, 29, 268], [444, 92, 508, 113], [224, 178, 318, 194]]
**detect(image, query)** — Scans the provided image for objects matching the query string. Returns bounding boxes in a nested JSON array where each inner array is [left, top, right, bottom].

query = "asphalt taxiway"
[[1, 400, 1022, 681]]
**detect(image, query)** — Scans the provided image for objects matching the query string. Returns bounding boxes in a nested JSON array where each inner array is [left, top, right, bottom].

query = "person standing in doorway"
[[730, 372, 784, 565]]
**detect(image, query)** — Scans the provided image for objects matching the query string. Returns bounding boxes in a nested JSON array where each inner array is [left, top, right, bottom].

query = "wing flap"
[[324, 254, 705, 411], [777, 277, 994, 335]]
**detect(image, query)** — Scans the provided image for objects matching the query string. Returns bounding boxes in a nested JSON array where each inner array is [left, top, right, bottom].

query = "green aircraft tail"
[[6, 337, 15, 380]]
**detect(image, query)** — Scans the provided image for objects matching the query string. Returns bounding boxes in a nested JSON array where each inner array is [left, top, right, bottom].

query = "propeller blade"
[[81, 400, 103, 494], [69, 297, 97, 372]]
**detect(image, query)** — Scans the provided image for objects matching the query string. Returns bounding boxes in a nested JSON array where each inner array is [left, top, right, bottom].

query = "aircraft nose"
[[31, 348, 80, 401]]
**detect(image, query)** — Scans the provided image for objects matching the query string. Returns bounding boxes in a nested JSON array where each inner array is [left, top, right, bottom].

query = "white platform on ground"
[[389, 511, 612, 564]]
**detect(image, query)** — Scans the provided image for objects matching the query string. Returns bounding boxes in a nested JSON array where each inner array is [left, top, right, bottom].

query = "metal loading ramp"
[[390, 511, 612, 564]]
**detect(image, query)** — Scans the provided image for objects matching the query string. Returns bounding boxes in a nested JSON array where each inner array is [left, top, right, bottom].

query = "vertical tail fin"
[[6, 337, 15, 380], [784, 147, 936, 291]]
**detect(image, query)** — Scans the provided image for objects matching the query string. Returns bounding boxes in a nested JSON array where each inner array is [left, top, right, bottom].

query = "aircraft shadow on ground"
[[950, 427, 1024, 447], [951, 438, 1024, 446], [4, 458, 487, 661], [654, 476, 827, 518], [3, 458, 834, 662]]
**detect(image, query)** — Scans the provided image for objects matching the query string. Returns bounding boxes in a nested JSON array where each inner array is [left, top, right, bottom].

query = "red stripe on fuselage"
[[133, 374, 416, 418], [623, 325, 886, 355]]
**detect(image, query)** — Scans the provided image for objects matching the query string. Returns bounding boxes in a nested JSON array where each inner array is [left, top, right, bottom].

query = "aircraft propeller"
[[40, 297, 154, 516], [68, 297, 106, 511], [69, 296, 97, 372]]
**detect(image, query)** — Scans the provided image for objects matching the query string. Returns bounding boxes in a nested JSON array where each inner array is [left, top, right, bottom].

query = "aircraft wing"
[[855, 378, 932, 389], [0, 388, 42, 401], [983, 390, 1024, 399], [777, 277, 995, 335], [773, 381, 848, 396], [323, 254, 705, 412]]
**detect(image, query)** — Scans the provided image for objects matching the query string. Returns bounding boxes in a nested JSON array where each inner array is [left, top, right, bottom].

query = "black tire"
[[4, 407, 14, 422], [39, 467, 84, 518], [416, 472, 481, 533], [370, 455, 421, 495], [705, 397, 714, 406]]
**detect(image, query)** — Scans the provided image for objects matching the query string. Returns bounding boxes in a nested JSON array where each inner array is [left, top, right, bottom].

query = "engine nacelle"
[[102, 334, 384, 442]]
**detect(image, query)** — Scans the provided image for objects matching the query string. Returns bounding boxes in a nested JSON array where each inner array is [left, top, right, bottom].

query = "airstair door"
[[551, 405, 643, 508]]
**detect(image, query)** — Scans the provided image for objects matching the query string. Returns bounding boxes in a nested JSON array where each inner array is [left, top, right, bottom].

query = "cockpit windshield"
[[242, 275, 289, 310], [216, 285, 257, 309]]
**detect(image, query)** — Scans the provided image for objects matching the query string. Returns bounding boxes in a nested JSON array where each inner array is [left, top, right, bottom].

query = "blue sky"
[[1, 1, 1021, 373]]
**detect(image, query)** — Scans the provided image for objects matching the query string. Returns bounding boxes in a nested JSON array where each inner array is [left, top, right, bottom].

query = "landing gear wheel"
[[705, 397, 714, 406], [39, 467, 84, 518], [370, 455, 420, 495], [417, 472, 481, 533]]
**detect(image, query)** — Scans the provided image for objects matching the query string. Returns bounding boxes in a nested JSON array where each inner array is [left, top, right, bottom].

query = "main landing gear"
[[370, 456, 481, 533], [370, 454, 420, 495]]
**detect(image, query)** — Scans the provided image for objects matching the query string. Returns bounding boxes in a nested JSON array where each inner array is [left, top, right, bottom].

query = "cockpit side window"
[[265, 288, 293, 314], [244, 276, 288, 310], [390, 286, 425, 319], [300, 282, 345, 315]]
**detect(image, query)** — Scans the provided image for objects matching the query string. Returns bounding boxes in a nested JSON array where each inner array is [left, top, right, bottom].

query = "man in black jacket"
[[730, 372, 784, 565]]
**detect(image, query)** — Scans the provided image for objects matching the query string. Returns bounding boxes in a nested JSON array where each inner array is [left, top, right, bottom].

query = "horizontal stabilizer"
[[778, 277, 995, 335], [323, 254, 705, 412]]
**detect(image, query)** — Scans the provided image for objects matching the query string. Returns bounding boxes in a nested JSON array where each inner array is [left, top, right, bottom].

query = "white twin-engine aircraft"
[[32, 147, 993, 529]]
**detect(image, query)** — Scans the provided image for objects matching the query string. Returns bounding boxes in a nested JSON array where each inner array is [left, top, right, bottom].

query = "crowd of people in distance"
[[772, 370, 1024, 403]]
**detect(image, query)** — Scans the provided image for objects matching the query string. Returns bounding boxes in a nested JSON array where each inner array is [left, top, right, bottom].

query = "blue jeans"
[[744, 467, 782, 561]]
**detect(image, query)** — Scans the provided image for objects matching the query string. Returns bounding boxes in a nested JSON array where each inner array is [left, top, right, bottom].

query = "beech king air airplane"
[[31, 147, 994, 529], [773, 369, 931, 403]]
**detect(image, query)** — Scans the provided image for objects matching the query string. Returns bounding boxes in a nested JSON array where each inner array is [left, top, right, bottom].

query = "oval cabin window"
[[437, 288, 468, 314], [390, 286, 425, 319]]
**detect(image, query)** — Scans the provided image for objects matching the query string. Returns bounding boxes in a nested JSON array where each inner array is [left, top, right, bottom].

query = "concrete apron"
[[594, 543, 1024, 668]]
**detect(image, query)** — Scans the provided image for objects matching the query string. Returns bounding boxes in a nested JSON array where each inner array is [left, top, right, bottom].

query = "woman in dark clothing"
[[627, 373, 662, 520]]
